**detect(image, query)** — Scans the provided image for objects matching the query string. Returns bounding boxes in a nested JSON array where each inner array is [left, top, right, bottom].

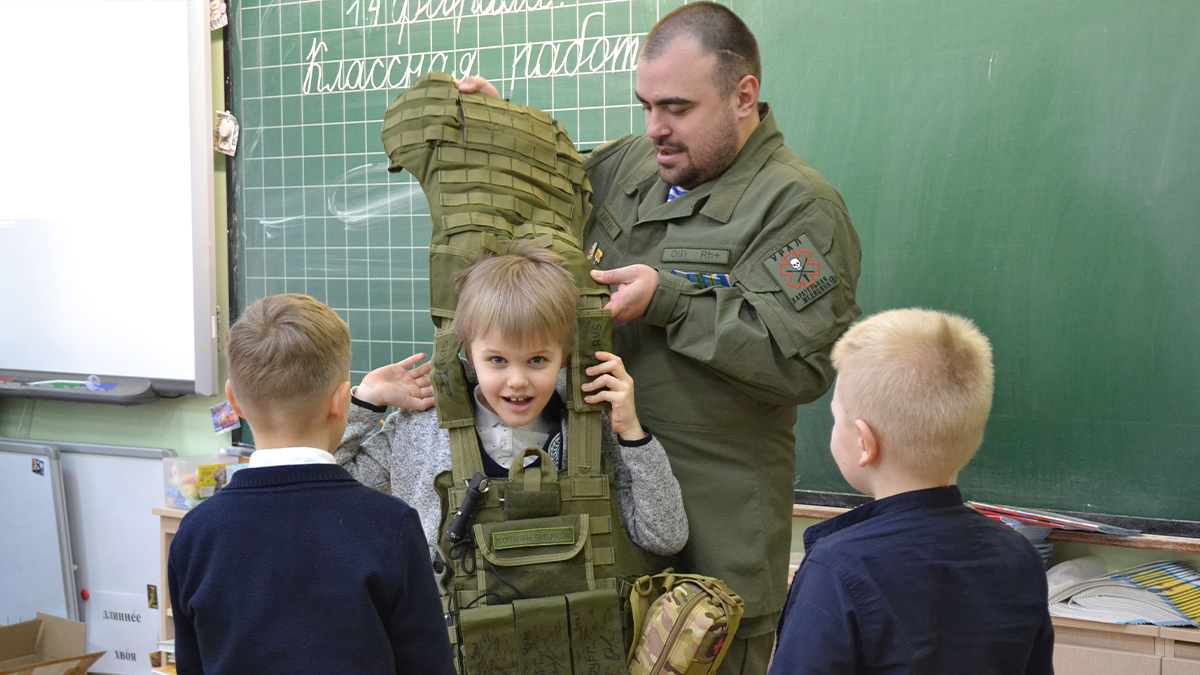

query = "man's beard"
[[656, 110, 741, 190]]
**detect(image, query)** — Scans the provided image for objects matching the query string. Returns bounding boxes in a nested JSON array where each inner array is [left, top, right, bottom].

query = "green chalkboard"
[[231, 0, 684, 375], [231, 1, 1200, 522], [748, 1, 1200, 522]]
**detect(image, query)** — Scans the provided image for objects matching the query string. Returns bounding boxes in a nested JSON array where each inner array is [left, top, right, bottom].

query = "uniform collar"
[[802, 486, 965, 552], [621, 103, 785, 225]]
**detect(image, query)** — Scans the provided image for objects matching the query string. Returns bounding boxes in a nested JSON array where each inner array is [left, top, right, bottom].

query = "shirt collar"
[[248, 446, 337, 468], [803, 486, 965, 551]]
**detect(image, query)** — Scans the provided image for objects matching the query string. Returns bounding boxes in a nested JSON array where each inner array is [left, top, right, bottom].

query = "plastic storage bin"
[[163, 456, 237, 509]]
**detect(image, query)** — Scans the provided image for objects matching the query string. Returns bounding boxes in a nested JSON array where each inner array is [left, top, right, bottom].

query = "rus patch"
[[762, 233, 840, 311]]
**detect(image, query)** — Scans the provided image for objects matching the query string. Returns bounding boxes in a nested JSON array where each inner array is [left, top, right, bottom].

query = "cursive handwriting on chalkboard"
[[302, 3, 640, 96], [345, 0, 556, 46]]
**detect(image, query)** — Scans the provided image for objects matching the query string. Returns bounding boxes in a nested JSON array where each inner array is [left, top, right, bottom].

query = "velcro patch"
[[492, 526, 575, 550], [762, 234, 840, 311], [661, 248, 730, 265]]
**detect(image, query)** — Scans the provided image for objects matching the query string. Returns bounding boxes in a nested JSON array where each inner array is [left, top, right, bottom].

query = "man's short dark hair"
[[642, 2, 762, 97]]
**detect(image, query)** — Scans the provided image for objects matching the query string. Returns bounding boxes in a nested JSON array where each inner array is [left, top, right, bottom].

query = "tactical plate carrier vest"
[[382, 72, 665, 675]]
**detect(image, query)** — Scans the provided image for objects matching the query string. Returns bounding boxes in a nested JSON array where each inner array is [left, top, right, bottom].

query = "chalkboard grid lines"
[[233, 0, 704, 380]]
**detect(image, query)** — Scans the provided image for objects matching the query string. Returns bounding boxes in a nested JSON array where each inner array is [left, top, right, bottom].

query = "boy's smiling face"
[[466, 329, 564, 428]]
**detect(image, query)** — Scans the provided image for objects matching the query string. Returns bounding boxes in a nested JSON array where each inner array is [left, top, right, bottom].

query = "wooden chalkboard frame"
[[795, 490, 1200, 541]]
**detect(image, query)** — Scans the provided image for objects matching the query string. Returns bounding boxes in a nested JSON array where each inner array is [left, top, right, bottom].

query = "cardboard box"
[[0, 613, 104, 675]]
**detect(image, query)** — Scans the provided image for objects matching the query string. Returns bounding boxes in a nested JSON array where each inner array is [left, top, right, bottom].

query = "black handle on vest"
[[445, 473, 489, 543]]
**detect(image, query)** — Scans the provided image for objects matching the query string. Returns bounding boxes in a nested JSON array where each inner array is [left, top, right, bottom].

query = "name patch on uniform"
[[763, 234, 840, 311], [596, 203, 622, 240], [492, 527, 575, 550], [661, 248, 730, 264]]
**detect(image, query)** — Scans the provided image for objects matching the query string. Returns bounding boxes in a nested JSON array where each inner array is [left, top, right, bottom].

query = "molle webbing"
[[380, 71, 609, 474], [382, 73, 664, 674], [380, 71, 606, 327]]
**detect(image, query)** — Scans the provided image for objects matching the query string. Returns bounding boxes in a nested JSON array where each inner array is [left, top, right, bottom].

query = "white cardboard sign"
[[82, 590, 159, 675]]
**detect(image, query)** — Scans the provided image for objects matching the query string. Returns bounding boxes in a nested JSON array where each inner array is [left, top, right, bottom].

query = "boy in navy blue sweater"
[[168, 294, 454, 675], [770, 309, 1054, 675]]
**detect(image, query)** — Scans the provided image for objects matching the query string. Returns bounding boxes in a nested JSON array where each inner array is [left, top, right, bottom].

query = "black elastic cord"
[[460, 592, 509, 610], [487, 561, 524, 600], [448, 537, 477, 575]]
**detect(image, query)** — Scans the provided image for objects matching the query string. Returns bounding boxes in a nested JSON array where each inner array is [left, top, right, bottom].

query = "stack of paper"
[[998, 519, 1055, 567], [1049, 561, 1200, 627], [152, 638, 176, 674]]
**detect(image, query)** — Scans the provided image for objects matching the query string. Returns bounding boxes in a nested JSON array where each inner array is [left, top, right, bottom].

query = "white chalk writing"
[[300, 2, 640, 95]]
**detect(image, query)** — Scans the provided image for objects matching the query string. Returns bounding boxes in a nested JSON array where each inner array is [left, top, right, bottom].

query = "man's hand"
[[354, 353, 435, 411], [454, 76, 500, 99], [591, 265, 659, 323], [580, 351, 645, 441]]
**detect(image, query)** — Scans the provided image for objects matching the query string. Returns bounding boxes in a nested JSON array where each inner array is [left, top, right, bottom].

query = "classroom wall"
[[0, 19, 1173, 567], [0, 32, 232, 459]]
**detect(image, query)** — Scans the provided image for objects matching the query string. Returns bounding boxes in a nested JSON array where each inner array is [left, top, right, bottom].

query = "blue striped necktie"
[[667, 185, 688, 202]]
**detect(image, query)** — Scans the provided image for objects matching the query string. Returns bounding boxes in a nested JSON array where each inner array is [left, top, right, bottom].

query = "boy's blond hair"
[[832, 308, 994, 478], [227, 294, 351, 411], [453, 243, 578, 356]]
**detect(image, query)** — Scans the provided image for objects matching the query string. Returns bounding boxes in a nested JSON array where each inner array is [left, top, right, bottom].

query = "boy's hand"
[[581, 351, 645, 441], [355, 353, 435, 411]]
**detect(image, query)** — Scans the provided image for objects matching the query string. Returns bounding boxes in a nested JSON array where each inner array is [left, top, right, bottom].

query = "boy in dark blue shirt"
[[168, 294, 454, 675], [770, 309, 1054, 675]]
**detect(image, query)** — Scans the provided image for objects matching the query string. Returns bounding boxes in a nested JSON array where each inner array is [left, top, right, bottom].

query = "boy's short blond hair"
[[832, 308, 994, 478], [453, 243, 578, 357], [227, 294, 351, 411]]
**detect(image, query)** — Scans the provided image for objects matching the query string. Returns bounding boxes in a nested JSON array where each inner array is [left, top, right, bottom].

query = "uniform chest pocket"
[[659, 246, 737, 291]]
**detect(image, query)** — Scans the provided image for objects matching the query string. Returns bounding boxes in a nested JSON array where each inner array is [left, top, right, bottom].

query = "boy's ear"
[[329, 381, 352, 422], [225, 381, 245, 418], [855, 419, 880, 468]]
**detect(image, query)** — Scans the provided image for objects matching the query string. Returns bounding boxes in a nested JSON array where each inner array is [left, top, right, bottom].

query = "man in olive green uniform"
[[459, 4, 861, 672]]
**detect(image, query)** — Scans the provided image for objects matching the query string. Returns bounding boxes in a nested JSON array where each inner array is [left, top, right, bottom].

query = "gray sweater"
[[335, 374, 689, 556]]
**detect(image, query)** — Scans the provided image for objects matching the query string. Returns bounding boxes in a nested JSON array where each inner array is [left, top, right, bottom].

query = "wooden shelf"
[[152, 506, 191, 519], [793, 504, 1200, 554], [155, 507, 188, 644]]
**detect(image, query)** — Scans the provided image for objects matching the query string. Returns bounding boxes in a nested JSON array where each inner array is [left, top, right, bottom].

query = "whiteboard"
[[0, 441, 77, 624], [0, 0, 217, 395], [57, 443, 172, 675]]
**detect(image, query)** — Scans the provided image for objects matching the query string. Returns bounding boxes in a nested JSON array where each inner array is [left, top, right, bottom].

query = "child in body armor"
[[335, 244, 689, 556]]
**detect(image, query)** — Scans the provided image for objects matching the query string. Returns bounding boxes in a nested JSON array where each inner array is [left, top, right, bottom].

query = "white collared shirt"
[[248, 446, 337, 468], [473, 387, 553, 469]]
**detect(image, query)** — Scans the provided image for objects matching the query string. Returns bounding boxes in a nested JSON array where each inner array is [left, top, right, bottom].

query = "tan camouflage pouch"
[[627, 569, 745, 675]]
